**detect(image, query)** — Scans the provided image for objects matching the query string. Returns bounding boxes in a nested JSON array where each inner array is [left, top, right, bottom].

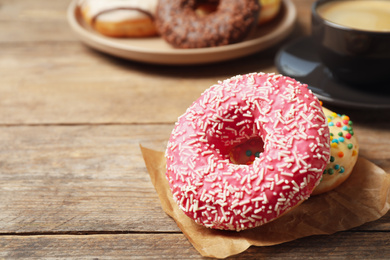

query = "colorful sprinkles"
[[323, 110, 358, 175]]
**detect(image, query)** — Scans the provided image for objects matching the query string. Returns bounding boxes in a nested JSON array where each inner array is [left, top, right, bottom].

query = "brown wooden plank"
[[0, 42, 206, 125], [0, 41, 282, 125], [0, 0, 80, 43], [0, 124, 179, 233], [1, 41, 389, 126], [1, 231, 389, 259], [354, 124, 390, 161]]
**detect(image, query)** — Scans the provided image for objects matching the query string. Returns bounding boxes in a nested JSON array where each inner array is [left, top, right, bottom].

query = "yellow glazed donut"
[[312, 107, 359, 195], [78, 0, 158, 37], [258, 0, 282, 25]]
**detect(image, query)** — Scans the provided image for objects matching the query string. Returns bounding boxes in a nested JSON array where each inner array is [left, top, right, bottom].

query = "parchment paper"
[[140, 145, 390, 259]]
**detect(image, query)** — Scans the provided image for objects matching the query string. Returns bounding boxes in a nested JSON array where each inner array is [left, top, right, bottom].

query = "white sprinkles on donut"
[[166, 72, 330, 231]]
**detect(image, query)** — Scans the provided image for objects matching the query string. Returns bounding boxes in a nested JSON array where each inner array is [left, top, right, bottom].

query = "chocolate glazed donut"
[[155, 0, 260, 48]]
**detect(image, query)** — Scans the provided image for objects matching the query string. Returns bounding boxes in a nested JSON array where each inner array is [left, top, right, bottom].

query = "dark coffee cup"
[[311, 0, 390, 88]]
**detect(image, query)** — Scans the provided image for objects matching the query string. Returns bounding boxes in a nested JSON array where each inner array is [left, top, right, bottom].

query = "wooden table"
[[1, 0, 389, 258]]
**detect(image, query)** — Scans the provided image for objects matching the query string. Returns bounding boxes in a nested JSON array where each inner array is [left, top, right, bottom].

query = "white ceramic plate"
[[67, 0, 297, 65]]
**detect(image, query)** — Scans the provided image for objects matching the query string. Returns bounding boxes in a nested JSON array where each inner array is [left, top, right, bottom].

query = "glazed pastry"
[[165, 72, 330, 230], [155, 0, 260, 48], [312, 107, 359, 195], [258, 0, 282, 25], [79, 0, 158, 37]]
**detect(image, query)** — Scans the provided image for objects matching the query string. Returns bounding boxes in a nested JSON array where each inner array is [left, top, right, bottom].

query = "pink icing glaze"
[[165, 72, 330, 231]]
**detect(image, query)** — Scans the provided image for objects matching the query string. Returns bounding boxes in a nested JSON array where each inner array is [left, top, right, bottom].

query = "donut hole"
[[230, 137, 264, 165], [195, 0, 219, 17]]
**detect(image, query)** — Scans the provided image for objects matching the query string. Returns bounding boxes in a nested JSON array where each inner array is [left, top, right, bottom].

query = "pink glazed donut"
[[165, 73, 330, 231]]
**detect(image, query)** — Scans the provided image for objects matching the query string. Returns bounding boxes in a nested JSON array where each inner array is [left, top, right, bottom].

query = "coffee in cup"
[[312, 0, 390, 88], [317, 0, 390, 32]]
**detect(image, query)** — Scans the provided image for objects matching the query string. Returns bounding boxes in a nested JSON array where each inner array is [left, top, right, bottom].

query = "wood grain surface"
[[1, 0, 389, 259]]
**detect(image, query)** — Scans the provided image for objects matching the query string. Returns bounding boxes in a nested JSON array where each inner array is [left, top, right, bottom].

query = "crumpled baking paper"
[[140, 145, 390, 259]]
